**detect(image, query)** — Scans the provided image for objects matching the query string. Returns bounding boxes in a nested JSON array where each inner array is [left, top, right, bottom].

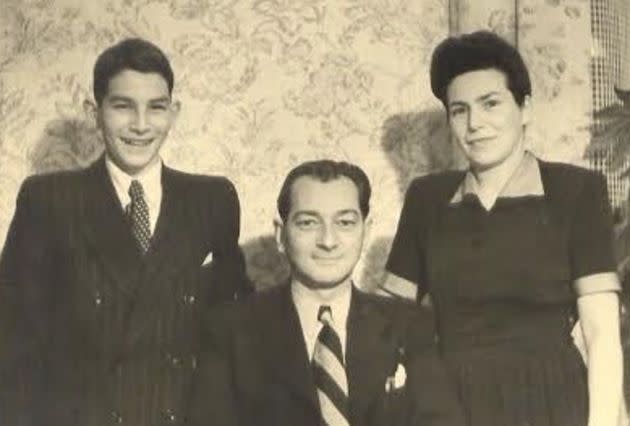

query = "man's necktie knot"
[[128, 179, 145, 202], [128, 180, 151, 254], [317, 305, 333, 326]]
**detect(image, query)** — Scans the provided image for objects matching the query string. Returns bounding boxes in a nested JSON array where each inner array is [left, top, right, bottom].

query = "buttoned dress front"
[[386, 154, 619, 426]]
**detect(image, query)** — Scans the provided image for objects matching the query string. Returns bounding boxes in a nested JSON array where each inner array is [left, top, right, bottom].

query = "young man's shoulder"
[[165, 166, 238, 197], [166, 167, 232, 185], [19, 167, 88, 199]]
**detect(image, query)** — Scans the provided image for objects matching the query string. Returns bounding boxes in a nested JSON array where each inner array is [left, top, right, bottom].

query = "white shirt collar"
[[450, 151, 544, 210], [291, 280, 352, 361], [105, 156, 163, 233]]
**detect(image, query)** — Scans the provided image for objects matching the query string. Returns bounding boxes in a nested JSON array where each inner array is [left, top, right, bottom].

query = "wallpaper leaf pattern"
[[0, 0, 592, 290]]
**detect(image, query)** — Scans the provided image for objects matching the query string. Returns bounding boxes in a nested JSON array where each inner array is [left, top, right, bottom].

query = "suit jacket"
[[190, 285, 464, 426], [0, 157, 251, 426]]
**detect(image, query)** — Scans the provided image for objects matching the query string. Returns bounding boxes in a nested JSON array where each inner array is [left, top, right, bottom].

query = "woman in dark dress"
[[383, 31, 623, 426]]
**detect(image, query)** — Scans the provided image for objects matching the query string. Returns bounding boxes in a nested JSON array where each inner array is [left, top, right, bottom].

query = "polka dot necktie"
[[312, 305, 350, 426], [127, 180, 151, 254]]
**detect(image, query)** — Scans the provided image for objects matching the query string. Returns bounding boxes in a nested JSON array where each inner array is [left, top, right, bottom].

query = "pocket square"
[[201, 251, 213, 266], [385, 363, 406, 392]]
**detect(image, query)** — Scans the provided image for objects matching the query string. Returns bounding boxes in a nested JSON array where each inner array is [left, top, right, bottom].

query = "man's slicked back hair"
[[277, 160, 371, 221]]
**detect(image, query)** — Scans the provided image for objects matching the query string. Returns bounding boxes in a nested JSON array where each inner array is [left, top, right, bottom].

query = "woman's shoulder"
[[538, 158, 604, 184], [407, 170, 465, 198], [538, 158, 607, 208]]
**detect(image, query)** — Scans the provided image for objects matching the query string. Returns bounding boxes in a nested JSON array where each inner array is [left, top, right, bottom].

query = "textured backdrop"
[[0, 0, 594, 290]]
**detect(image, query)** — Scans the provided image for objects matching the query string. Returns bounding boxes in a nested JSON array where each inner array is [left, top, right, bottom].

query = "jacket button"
[[164, 409, 177, 423], [95, 292, 102, 306], [165, 353, 182, 367], [111, 410, 123, 423], [183, 294, 195, 305]]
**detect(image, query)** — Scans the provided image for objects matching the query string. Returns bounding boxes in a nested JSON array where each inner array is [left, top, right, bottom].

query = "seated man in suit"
[[191, 160, 464, 426], [0, 38, 251, 426]]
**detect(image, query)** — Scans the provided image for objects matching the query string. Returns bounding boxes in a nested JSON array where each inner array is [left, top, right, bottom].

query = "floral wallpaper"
[[0, 0, 594, 290]]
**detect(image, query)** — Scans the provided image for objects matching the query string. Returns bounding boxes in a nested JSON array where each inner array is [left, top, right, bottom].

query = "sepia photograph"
[[0, 0, 628, 425]]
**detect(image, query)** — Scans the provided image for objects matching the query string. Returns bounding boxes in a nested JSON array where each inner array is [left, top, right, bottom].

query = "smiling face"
[[276, 176, 369, 290], [94, 69, 179, 176], [446, 68, 531, 173]]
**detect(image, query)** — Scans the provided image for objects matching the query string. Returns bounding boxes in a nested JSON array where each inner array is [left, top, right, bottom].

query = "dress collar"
[[450, 151, 544, 210]]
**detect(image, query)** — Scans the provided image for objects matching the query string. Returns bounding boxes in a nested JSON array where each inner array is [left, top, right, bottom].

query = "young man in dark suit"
[[191, 160, 464, 426], [0, 38, 251, 426]]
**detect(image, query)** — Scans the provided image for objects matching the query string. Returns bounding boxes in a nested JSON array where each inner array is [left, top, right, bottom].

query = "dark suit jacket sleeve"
[[0, 178, 51, 425], [189, 304, 239, 426], [403, 307, 465, 426], [207, 178, 253, 301]]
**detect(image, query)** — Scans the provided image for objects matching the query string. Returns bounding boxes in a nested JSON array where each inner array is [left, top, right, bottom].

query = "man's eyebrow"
[[292, 210, 320, 217], [148, 96, 171, 103], [290, 208, 360, 219], [106, 95, 134, 103], [335, 209, 360, 216], [105, 95, 171, 103]]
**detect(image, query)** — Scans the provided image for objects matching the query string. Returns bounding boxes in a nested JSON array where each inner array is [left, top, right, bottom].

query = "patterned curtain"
[[616, 0, 630, 91], [591, 0, 630, 210]]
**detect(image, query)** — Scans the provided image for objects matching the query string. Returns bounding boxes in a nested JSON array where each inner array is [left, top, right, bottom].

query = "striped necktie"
[[127, 180, 151, 254], [312, 305, 350, 426]]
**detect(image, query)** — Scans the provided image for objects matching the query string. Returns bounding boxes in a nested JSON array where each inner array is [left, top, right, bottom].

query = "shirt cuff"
[[573, 271, 621, 296]]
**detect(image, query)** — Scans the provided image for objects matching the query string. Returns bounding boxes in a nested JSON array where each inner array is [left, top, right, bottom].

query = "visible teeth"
[[121, 138, 152, 146]]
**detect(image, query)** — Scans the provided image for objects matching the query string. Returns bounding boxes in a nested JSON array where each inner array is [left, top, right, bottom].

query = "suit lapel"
[[346, 288, 400, 423], [143, 166, 191, 278], [124, 167, 198, 345], [258, 286, 320, 413], [80, 157, 142, 297]]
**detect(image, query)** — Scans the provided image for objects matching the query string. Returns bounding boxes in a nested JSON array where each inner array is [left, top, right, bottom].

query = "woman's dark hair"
[[277, 160, 371, 221], [93, 38, 174, 105], [430, 30, 531, 108]]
